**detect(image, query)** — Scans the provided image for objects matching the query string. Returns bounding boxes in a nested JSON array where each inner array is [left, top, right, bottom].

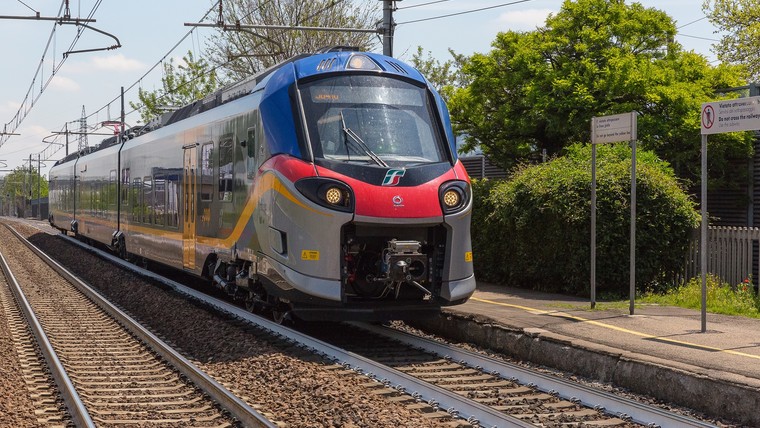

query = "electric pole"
[[381, 1, 398, 57]]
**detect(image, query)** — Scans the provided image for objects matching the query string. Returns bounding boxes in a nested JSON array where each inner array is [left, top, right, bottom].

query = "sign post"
[[590, 112, 638, 312], [699, 95, 760, 332]]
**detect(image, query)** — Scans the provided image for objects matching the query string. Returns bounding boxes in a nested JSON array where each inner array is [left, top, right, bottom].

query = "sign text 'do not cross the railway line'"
[[701, 96, 760, 135]]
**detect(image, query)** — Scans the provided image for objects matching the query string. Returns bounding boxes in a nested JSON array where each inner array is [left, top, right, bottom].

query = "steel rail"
[[0, 251, 95, 427], [57, 232, 534, 428], [352, 322, 718, 428], [5, 225, 277, 428]]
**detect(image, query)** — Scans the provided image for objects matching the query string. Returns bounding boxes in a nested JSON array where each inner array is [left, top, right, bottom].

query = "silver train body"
[[49, 49, 475, 321]]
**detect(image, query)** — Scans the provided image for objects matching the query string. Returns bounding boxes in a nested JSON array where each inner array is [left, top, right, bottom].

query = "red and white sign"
[[701, 96, 760, 135]]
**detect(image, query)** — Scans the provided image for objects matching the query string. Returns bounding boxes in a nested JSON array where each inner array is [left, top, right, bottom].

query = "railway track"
[[12, 219, 717, 428], [0, 223, 276, 427], [313, 322, 718, 428]]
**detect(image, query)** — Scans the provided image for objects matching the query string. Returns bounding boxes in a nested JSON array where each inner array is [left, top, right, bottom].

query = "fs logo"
[[381, 169, 406, 186]]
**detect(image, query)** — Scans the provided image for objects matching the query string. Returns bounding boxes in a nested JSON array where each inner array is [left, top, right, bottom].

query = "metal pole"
[[591, 143, 597, 309], [630, 138, 636, 315], [37, 154, 41, 221], [701, 134, 708, 332], [382, 0, 394, 57], [630, 112, 638, 315], [65, 123, 69, 157]]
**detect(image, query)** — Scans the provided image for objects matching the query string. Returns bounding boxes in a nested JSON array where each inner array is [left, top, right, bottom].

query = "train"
[[48, 47, 475, 322]]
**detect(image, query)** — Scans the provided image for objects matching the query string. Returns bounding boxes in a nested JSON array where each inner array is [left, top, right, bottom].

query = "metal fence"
[[685, 226, 760, 285]]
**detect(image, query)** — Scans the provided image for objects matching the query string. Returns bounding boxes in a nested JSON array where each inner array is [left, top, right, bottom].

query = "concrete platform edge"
[[411, 311, 760, 427]]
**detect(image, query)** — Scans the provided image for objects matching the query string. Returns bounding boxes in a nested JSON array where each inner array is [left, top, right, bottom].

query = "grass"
[[637, 275, 760, 318], [571, 275, 760, 318]]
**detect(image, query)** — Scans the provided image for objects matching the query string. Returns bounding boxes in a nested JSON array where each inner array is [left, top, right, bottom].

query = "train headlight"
[[443, 189, 461, 208], [346, 54, 380, 71], [325, 187, 344, 205], [295, 178, 354, 213], [439, 181, 470, 214]]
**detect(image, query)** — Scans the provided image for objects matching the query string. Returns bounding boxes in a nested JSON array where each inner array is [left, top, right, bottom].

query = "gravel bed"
[[0, 276, 50, 428], [15, 224, 451, 428]]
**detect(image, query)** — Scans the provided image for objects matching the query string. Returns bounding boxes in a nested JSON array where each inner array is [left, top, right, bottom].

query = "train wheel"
[[244, 291, 262, 313], [271, 302, 293, 325]]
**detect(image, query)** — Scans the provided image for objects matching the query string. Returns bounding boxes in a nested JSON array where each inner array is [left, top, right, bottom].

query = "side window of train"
[[155, 175, 166, 227], [246, 126, 256, 179], [200, 142, 213, 201], [109, 170, 117, 211], [219, 136, 234, 202], [121, 168, 130, 205], [143, 177, 153, 224], [132, 177, 142, 222], [167, 175, 179, 228]]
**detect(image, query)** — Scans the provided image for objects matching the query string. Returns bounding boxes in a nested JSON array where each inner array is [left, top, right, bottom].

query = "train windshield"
[[299, 75, 447, 166]]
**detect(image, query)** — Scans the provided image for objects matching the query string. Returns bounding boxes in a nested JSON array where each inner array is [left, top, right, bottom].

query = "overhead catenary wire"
[[0, 1, 65, 148], [81, 1, 221, 124], [0, 0, 106, 149], [398, 0, 454, 10], [397, 0, 535, 25]]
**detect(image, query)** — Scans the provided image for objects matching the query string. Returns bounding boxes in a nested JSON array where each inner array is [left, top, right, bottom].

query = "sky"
[[0, 0, 722, 177]]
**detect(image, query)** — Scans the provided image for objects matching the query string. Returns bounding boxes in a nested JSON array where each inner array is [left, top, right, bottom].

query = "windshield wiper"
[[340, 111, 388, 168]]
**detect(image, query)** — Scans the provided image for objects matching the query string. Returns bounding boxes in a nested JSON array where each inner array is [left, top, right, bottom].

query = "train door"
[[182, 145, 197, 270]]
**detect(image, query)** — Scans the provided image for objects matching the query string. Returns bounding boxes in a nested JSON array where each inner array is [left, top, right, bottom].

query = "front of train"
[[255, 49, 475, 321]]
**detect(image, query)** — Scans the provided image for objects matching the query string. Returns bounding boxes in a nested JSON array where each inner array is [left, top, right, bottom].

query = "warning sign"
[[592, 112, 637, 144], [701, 96, 760, 135]]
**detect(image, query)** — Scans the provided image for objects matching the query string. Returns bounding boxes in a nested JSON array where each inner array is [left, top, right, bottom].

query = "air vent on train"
[[317, 57, 338, 71], [385, 61, 409, 74]]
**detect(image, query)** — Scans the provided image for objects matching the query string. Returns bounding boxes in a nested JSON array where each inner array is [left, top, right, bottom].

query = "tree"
[[131, 51, 220, 124], [1, 166, 48, 217], [471, 144, 700, 295], [449, 0, 749, 184], [703, 0, 760, 80], [409, 46, 467, 101], [206, 0, 379, 81]]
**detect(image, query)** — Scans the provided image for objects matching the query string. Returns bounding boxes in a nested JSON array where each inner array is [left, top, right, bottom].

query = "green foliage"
[[409, 46, 468, 101], [472, 144, 700, 296], [130, 51, 219, 123], [1, 166, 48, 215], [641, 275, 760, 317], [703, 0, 760, 81], [449, 0, 750, 185]]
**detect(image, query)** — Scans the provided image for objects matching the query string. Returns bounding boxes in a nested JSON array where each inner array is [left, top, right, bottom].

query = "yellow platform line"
[[471, 297, 760, 360]]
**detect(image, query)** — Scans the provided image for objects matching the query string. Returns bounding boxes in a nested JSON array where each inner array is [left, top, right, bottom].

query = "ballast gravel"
[[10, 224, 451, 428]]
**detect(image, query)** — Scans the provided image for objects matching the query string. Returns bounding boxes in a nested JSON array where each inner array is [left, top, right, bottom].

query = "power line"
[[82, 1, 221, 124], [398, 0, 454, 10], [677, 16, 707, 29], [397, 0, 535, 25], [678, 32, 720, 42], [0, 0, 111, 149], [16, 0, 38, 14]]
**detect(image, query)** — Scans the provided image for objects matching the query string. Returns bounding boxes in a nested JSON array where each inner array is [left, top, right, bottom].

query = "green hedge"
[[471, 143, 700, 296]]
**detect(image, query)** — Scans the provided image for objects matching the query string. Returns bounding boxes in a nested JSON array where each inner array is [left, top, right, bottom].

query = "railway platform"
[[414, 282, 760, 426]]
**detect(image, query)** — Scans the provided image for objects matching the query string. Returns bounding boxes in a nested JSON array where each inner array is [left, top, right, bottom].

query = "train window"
[[246, 126, 256, 179], [300, 75, 447, 167], [143, 177, 153, 224], [167, 175, 179, 228], [110, 170, 117, 213], [121, 168, 130, 205], [200, 142, 213, 201], [155, 175, 166, 226], [132, 177, 142, 222], [219, 137, 234, 202]]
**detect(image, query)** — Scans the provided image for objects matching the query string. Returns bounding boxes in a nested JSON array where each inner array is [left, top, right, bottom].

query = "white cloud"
[[90, 54, 145, 71], [495, 8, 554, 31], [0, 101, 21, 115], [63, 54, 146, 74], [49, 75, 80, 92]]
